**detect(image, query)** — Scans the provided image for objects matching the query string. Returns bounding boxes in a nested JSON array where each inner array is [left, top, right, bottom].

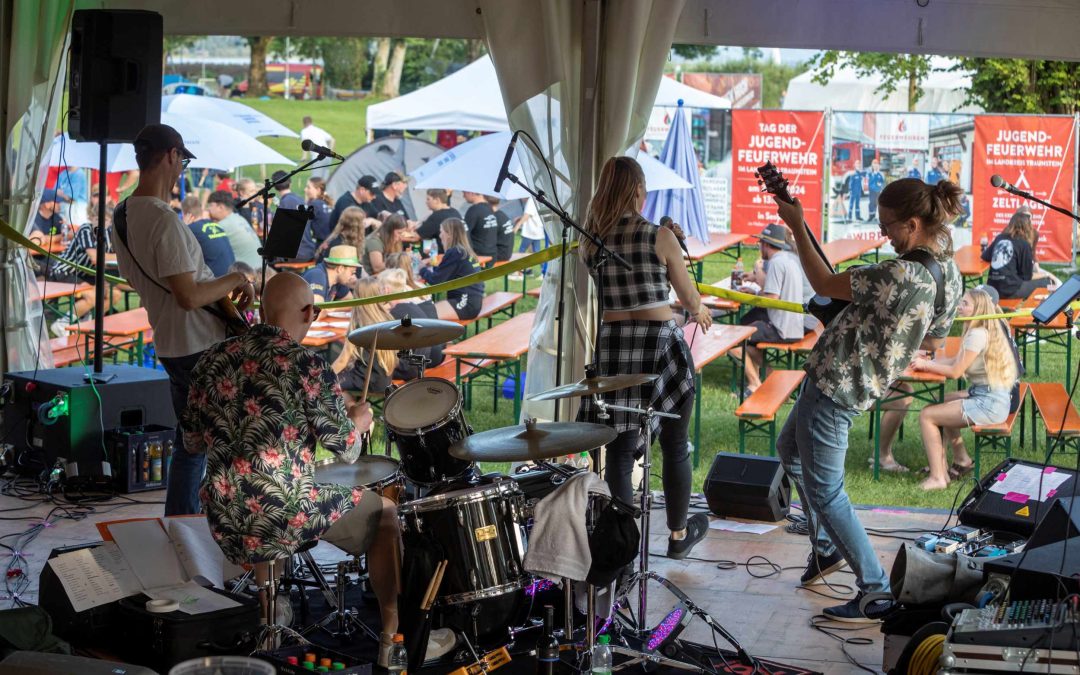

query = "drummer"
[[182, 272, 452, 666]]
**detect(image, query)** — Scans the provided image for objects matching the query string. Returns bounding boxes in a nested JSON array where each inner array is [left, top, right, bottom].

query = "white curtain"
[[478, 0, 685, 421], [1, 0, 74, 372]]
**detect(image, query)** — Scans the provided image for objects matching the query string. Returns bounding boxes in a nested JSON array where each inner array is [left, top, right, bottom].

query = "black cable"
[[808, 615, 879, 675]]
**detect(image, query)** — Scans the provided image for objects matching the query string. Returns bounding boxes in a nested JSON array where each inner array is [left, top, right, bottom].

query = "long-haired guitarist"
[[771, 176, 963, 622], [111, 124, 254, 516]]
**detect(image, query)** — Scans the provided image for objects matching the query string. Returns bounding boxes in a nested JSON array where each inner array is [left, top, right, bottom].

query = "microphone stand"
[[237, 154, 333, 293], [503, 171, 631, 422]]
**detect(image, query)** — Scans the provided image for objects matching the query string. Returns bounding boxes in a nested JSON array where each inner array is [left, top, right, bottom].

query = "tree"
[[381, 40, 408, 98], [372, 38, 391, 94], [674, 54, 809, 110], [163, 36, 197, 71], [400, 38, 474, 94], [672, 44, 716, 60], [810, 51, 934, 112], [956, 58, 1080, 114], [246, 36, 272, 97], [271, 37, 370, 92]]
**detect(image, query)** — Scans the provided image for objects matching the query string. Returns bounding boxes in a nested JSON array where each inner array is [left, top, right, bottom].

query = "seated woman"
[[362, 214, 408, 276], [314, 205, 366, 262], [983, 207, 1059, 299], [333, 277, 398, 399], [879, 287, 1019, 489], [384, 251, 432, 304], [419, 218, 483, 321], [378, 268, 444, 380]]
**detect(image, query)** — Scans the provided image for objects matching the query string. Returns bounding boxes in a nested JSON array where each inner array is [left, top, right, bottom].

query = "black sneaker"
[[667, 514, 709, 560], [823, 592, 894, 623], [799, 549, 847, 586]]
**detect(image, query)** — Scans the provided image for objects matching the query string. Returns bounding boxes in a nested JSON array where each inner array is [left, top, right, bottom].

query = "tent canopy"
[[783, 57, 982, 113], [366, 55, 729, 133]]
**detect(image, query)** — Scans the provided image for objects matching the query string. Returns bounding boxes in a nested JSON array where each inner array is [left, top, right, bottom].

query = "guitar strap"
[[898, 248, 946, 319], [112, 199, 236, 330]]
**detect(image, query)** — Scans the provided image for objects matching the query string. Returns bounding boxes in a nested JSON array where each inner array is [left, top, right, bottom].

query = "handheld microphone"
[[990, 174, 1030, 197], [659, 216, 691, 257], [494, 130, 521, 193], [301, 139, 344, 161]]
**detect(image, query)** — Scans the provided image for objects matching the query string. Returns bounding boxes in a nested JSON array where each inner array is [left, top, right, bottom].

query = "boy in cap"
[[302, 244, 361, 303]]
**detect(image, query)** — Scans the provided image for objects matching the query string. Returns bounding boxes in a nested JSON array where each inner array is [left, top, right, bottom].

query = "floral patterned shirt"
[[182, 323, 365, 564], [804, 250, 962, 411]]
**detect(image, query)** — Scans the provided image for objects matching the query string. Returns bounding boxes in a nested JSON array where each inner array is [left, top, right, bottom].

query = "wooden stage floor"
[[2, 487, 948, 674]]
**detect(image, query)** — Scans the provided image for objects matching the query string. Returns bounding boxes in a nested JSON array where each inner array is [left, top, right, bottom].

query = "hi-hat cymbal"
[[449, 420, 617, 463], [527, 374, 659, 402], [348, 316, 464, 350]]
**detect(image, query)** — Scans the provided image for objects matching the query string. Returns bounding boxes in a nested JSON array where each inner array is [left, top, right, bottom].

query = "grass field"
[[229, 98, 1079, 511]]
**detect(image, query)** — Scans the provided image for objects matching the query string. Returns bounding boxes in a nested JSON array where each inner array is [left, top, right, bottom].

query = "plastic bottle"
[[537, 605, 559, 675], [388, 633, 408, 675], [576, 452, 591, 471], [411, 244, 422, 276], [979, 233, 989, 253], [731, 257, 745, 286], [591, 634, 612, 675]]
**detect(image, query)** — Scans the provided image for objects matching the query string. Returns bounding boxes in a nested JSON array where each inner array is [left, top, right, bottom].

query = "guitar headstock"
[[755, 161, 793, 205]]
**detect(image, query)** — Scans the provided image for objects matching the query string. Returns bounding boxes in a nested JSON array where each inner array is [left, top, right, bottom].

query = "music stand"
[[260, 206, 311, 261]]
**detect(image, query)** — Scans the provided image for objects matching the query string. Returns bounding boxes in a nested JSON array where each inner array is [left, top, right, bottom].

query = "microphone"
[[301, 139, 344, 161], [990, 174, 1031, 197], [494, 130, 521, 193], [659, 216, 691, 257]]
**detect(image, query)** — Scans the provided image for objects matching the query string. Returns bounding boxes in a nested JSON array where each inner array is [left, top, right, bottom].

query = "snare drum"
[[383, 377, 472, 485], [314, 455, 402, 500]]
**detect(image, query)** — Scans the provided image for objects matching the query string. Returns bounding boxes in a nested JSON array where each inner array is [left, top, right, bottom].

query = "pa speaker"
[[69, 9, 162, 143], [703, 452, 790, 522], [1028, 497, 1080, 548]]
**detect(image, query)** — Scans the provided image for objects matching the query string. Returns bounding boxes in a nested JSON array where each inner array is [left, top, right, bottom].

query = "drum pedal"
[[448, 646, 511, 675]]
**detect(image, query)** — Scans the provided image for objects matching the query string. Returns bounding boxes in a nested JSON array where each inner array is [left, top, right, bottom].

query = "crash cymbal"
[[347, 316, 464, 350], [449, 419, 617, 463], [526, 373, 659, 402]]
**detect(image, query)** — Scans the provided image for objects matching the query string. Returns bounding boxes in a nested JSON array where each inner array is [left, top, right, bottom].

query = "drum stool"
[[280, 540, 378, 641]]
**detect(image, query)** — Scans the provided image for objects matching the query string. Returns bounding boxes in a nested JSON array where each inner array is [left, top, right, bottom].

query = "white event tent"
[[366, 55, 731, 134]]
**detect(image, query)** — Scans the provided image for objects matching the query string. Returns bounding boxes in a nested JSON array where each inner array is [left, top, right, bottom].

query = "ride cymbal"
[[347, 316, 464, 350], [526, 374, 659, 402], [449, 419, 616, 463]]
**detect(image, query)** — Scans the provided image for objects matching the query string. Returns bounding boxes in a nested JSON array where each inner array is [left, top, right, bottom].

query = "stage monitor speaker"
[[1028, 497, 1080, 548], [69, 9, 162, 143], [958, 458, 1078, 537], [703, 452, 790, 522]]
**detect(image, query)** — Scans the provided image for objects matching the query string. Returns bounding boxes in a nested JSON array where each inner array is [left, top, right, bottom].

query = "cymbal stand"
[[397, 348, 430, 380]]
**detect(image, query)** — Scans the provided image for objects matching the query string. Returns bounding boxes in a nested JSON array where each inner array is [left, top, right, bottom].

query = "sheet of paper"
[[167, 517, 244, 589], [987, 464, 1071, 502], [46, 543, 142, 612], [107, 519, 187, 590], [145, 580, 242, 615], [707, 518, 777, 535]]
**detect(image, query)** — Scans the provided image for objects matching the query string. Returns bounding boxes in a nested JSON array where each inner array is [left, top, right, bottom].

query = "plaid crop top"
[[590, 216, 670, 312]]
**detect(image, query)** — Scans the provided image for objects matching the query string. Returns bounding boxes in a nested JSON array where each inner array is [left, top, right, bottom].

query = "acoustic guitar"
[[754, 161, 851, 327]]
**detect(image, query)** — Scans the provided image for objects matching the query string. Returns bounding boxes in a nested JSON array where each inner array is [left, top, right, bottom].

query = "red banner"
[[731, 109, 825, 239], [973, 115, 1077, 262]]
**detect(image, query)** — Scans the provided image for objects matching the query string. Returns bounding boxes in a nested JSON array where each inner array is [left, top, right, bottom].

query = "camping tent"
[[783, 57, 983, 113], [326, 135, 445, 222], [366, 55, 731, 134]]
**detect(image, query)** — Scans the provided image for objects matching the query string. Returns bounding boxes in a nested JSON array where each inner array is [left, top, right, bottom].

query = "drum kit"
[[300, 316, 748, 672]]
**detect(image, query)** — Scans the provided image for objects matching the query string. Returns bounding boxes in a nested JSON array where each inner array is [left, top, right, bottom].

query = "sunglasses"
[[304, 304, 322, 320]]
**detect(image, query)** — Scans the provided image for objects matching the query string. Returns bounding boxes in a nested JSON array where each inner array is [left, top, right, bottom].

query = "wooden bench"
[[757, 330, 819, 373], [390, 356, 494, 405], [444, 311, 535, 419], [1029, 381, 1080, 455], [971, 383, 1029, 477], [734, 370, 805, 455], [452, 291, 523, 336]]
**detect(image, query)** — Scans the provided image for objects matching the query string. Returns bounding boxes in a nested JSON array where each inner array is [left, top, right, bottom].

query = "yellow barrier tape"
[[0, 216, 127, 285], [695, 282, 805, 313], [956, 299, 1080, 322], [316, 243, 574, 310]]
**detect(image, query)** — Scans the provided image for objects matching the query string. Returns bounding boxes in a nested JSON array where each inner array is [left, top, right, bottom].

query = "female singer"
[[576, 156, 712, 561]]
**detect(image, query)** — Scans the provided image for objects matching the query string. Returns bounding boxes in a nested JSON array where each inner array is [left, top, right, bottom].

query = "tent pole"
[[0, 0, 12, 375]]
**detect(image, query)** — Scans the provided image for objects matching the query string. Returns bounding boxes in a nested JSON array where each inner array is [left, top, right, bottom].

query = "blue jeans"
[[777, 378, 889, 594], [160, 351, 208, 516]]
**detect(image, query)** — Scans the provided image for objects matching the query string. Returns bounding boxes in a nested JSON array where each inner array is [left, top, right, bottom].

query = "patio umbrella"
[[642, 101, 710, 243], [48, 133, 125, 170], [412, 131, 691, 199], [161, 94, 299, 138]]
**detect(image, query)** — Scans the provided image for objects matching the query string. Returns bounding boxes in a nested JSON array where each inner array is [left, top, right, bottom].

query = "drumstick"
[[360, 330, 379, 403]]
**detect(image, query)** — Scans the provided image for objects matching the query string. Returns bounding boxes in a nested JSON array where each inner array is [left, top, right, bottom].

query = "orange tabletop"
[[684, 232, 749, 261], [477, 255, 493, 267], [68, 307, 150, 337], [277, 260, 316, 271], [33, 281, 94, 302], [444, 311, 535, 359], [954, 244, 989, 278], [821, 236, 888, 267], [684, 323, 757, 369], [1009, 289, 1061, 328], [29, 237, 67, 255]]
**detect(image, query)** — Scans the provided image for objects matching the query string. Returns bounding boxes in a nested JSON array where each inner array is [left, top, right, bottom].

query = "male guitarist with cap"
[[769, 174, 963, 622], [111, 124, 254, 515]]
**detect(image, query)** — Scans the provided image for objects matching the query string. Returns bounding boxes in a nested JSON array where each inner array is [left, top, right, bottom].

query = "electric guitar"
[[754, 161, 851, 326]]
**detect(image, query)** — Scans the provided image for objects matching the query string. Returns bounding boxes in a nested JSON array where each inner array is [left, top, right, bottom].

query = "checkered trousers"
[[591, 217, 670, 311], [577, 320, 696, 439]]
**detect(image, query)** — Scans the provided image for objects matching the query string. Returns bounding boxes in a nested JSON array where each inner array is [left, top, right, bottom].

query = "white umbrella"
[[111, 113, 295, 172], [48, 133, 125, 170], [161, 94, 299, 138], [412, 131, 691, 198]]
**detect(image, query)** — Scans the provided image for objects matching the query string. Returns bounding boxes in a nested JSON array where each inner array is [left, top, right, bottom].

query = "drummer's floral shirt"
[[182, 323, 365, 564]]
